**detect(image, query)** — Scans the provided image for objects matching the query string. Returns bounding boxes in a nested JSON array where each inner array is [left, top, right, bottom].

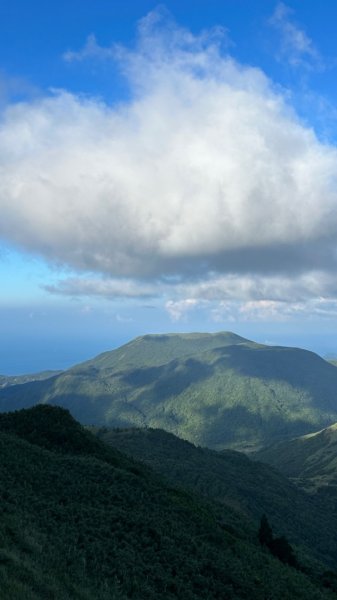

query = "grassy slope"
[[97, 426, 337, 571], [2, 332, 337, 450], [0, 405, 330, 600], [255, 421, 337, 493]]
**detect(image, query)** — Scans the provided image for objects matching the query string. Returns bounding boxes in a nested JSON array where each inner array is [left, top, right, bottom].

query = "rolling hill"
[[0, 404, 331, 599], [255, 421, 337, 493], [2, 332, 337, 450]]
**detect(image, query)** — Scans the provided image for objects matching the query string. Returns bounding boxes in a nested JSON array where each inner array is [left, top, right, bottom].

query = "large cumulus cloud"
[[1, 8, 337, 318]]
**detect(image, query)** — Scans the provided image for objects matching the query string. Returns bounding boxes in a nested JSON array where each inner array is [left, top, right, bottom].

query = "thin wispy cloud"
[[45, 277, 156, 299], [46, 271, 337, 323], [214, 297, 337, 323], [63, 34, 117, 63], [165, 298, 200, 321], [269, 2, 323, 70]]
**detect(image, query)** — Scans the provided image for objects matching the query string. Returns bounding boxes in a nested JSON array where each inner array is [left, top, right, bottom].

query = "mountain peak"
[[135, 331, 251, 343], [80, 330, 256, 371]]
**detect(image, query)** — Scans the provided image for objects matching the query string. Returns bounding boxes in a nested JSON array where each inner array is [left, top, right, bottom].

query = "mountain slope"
[[0, 405, 330, 599], [96, 425, 337, 571], [2, 332, 337, 450], [0, 370, 62, 389], [255, 421, 337, 493]]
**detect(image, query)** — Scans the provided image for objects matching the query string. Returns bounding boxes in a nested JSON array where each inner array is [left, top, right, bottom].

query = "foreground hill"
[[0, 405, 330, 599], [97, 426, 337, 570], [2, 332, 337, 450], [255, 421, 337, 493]]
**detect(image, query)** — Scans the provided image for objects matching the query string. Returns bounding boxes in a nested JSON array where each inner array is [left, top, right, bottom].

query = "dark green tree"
[[258, 514, 273, 547], [258, 514, 299, 569], [270, 536, 298, 568], [321, 570, 337, 592]]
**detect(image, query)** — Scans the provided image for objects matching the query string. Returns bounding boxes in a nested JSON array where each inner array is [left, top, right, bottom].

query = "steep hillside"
[[97, 426, 337, 570], [2, 332, 337, 450], [255, 422, 337, 493], [0, 405, 330, 599]]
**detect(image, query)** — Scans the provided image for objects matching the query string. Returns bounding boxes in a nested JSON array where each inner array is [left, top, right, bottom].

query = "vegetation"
[[0, 371, 61, 389], [255, 420, 337, 494], [96, 425, 337, 571], [0, 405, 331, 599], [258, 515, 298, 568], [1, 332, 337, 450]]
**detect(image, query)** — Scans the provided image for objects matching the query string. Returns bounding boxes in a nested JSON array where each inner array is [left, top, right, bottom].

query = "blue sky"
[[2, 1, 337, 373]]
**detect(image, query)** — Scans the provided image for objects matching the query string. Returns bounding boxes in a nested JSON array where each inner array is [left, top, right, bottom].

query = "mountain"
[[0, 370, 62, 389], [255, 421, 337, 494], [0, 405, 331, 599], [2, 332, 337, 450], [96, 425, 337, 571]]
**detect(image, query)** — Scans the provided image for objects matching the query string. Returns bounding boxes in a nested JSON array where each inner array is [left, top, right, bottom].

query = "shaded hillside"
[[255, 422, 337, 493], [97, 426, 337, 570], [2, 332, 337, 450], [0, 405, 329, 599]]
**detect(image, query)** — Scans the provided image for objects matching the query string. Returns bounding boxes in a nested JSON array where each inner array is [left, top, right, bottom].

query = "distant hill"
[[96, 425, 337, 570], [2, 332, 337, 450], [0, 370, 62, 389], [255, 421, 337, 494], [0, 405, 330, 599]]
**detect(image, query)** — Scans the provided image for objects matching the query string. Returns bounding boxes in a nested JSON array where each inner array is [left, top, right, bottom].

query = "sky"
[[2, 1, 337, 373]]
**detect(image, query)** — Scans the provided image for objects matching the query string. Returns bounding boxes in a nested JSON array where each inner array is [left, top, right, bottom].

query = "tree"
[[270, 536, 298, 568], [258, 514, 273, 547], [258, 514, 299, 569]]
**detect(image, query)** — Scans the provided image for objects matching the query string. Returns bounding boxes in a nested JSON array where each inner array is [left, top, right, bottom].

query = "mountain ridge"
[[2, 331, 337, 451]]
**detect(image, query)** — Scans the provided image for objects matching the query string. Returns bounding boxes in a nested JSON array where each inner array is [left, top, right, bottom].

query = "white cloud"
[[270, 3, 322, 70], [240, 297, 337, 322], [46, 270, 337, 322], [115, 313, 133, 323], [46, 271, 337, 304], [63, 34, 116, 63], [180, 272, 337, 304], [45, 277, 156, 299], [1, 9, 337, 320], [80, 305, 93, 315], [165, 298, 199, 321], [207, 297, 337, 324]]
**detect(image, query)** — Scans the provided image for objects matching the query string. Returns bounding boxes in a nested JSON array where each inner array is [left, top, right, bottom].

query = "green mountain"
[[255, 421, 337, 493], [0, 405, 331, 599], [0, 370, 62, 389], [96, 425, 337, 571], [2, 332, 337, 450]]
